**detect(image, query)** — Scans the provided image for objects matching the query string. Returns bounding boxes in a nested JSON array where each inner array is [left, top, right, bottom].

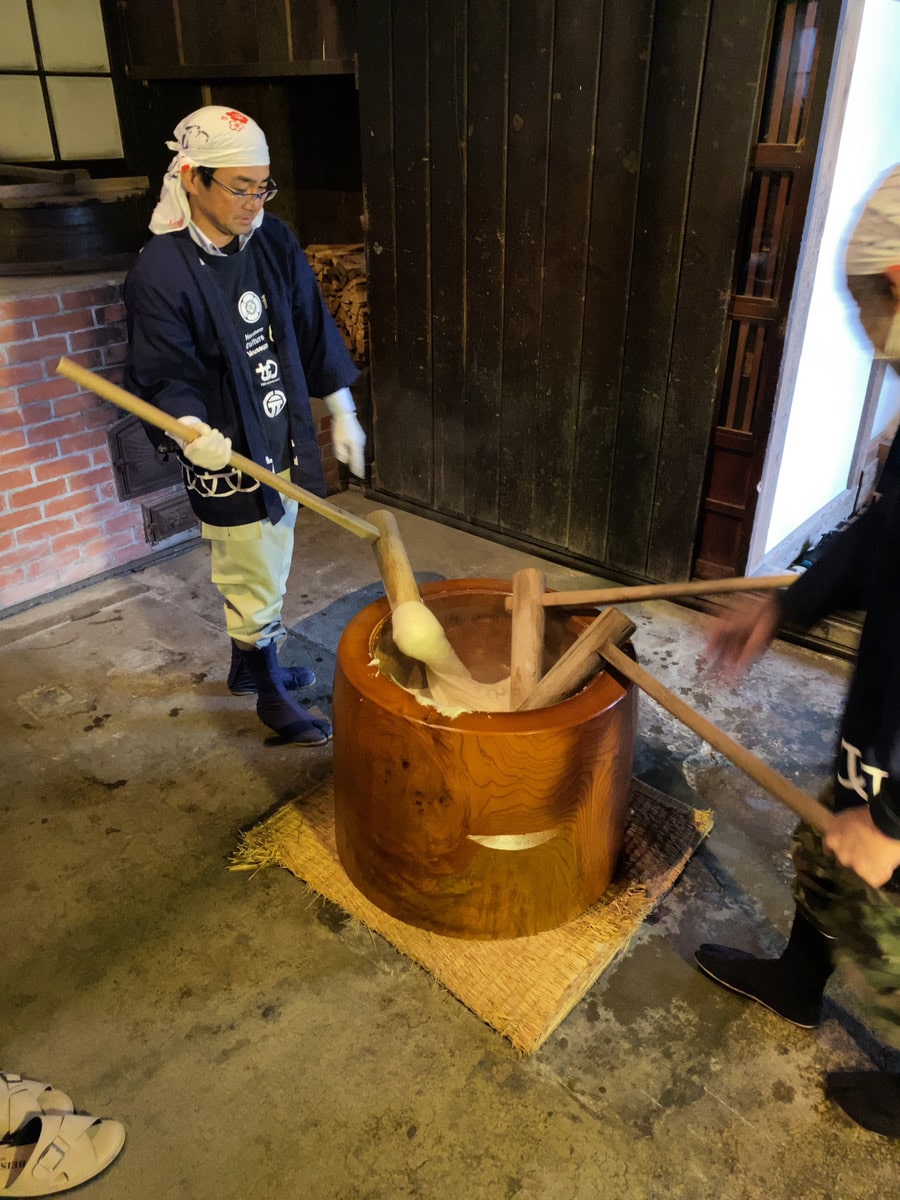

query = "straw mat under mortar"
[[231, 778, 712, 1053]]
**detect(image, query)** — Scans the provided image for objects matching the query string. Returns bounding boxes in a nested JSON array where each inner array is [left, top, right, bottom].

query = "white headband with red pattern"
[[149, 105, 270, 236]]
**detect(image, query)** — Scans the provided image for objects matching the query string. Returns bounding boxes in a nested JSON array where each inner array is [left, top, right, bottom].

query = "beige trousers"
[[203, 494, 299, 649]]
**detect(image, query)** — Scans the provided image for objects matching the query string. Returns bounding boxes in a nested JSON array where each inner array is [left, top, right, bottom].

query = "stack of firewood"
[[305, 243, 368, 363]]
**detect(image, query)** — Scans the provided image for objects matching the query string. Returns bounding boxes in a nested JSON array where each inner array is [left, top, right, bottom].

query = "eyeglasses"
[[202, 172, 278, 204]]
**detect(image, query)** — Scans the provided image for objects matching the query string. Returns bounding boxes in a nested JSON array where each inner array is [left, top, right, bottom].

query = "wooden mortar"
[[333, 578, 637, 940]]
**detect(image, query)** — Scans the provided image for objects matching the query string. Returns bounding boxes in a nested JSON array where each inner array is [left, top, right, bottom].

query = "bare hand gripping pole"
[[55, 357, 380, 541]]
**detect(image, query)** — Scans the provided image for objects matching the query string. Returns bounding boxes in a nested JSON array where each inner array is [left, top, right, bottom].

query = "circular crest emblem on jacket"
[[239, 291, 263, 323], [263, 389, 287, 417]]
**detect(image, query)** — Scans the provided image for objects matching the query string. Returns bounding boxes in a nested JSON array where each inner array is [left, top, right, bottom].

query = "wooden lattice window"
[[694, 0, 833, 579], [719, 322, 769, 434], [736, 172, 794, 302], [759, 0, 820, 146]]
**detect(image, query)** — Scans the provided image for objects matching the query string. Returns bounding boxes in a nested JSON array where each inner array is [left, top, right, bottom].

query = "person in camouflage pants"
[[791, 787, 900, 1044], [695, 490, 900, 1139], [694, 163, 900, 1138]]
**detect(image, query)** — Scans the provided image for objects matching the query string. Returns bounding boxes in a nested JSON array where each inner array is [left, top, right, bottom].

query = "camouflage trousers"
[[792, 786, 900, 1047]]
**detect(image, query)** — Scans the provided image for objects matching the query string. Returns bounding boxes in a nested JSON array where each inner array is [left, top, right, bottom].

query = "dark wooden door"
[[358, 0, 839, 584]]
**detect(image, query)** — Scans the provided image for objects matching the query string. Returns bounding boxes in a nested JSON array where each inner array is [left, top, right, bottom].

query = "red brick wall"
[[0, 278, 342, 613], [0, 278, 158, 611]]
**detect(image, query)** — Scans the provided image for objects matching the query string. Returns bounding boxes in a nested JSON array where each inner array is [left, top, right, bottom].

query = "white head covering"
[[149, 105, 270, 236]]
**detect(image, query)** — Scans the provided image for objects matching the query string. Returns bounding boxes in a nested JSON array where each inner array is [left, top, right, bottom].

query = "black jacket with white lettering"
[[779, 490, 900, 837]]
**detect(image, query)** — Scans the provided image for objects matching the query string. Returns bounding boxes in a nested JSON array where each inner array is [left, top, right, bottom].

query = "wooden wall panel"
[[289, 0, 356, 63], [567, 0, 653, 563], [357, 1, 400, 489], [118, 0, 180, 68], [389, 0, 432, 505], [117, 0, 362, 243], [429, 0, 468, 516], [129, 76, 362, 245], [530, 0, 602, 547], [647, 2, 771, 581], [497, 0, 554, 536], [360, 0, 831, 585], [122, 0, 355, 72], [255, 0, 292, 65], [136, 82, 205, 180], [464, 0, 508, 527], [179, 0, 259, 67], [605, 0, 712, 575]]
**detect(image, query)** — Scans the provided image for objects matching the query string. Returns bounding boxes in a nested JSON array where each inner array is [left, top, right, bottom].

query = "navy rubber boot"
[[227, 640, 315, 696], [237, 642, 331, 746]]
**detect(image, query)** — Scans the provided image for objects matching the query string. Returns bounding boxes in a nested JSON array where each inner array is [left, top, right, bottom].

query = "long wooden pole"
[[504, 573, 797, 610], [55, 357, 380, 541], [599, 642, 833, 834]]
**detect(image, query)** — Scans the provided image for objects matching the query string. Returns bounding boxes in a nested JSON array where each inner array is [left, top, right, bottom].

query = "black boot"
[[237, 642, 331, 746], [227, 640, 315, 696], [825, 1070, 900, 1137], [694, 909, 834, 1028]]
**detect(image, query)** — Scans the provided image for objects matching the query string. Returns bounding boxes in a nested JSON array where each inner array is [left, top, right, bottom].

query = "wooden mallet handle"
[[55, 357, 380, 541], [517, 607, 636, 710], [369, 510, 423, 610], [509, 568, 546, 708], [504, 574, 797, 610], [368, 510, 489, 702], [599, 642, 833, 834]]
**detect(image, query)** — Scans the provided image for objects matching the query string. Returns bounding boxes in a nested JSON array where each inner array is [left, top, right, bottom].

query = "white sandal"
[[0, 1078, 72, 1142], [0, 1112, 125, 1196]]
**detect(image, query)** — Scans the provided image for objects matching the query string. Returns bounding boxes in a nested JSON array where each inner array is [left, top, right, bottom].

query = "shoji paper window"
[[0, 0, 123, 161]]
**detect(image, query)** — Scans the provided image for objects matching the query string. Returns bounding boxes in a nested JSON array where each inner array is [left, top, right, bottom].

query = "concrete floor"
[[2, 491, 898, 1199]]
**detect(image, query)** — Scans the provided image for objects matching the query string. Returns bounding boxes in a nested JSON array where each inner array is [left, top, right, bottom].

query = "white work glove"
[[173, 415, 232, 471], [324, 387, 366, 478]]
